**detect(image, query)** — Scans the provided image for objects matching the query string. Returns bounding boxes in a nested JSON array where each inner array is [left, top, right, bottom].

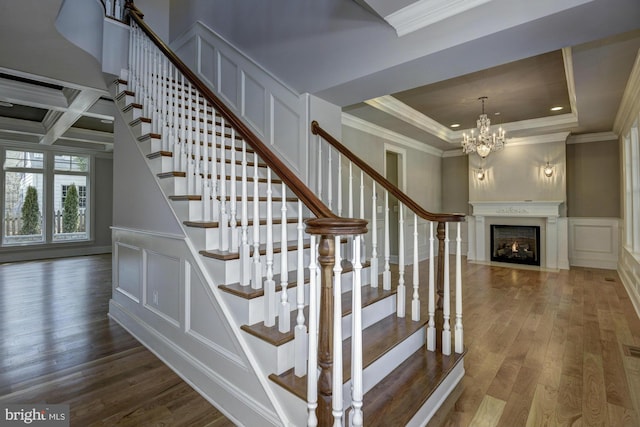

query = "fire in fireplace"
[[490, 225, 540, 266]]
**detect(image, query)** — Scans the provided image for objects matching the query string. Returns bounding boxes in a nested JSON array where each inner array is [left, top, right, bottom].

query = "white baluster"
[[383, 190, 391, 290], [294, 201, 307, 377], [251, 152, 262, 289], [327, 148, 332, 211], [443, 223, 451, 356], [337, 154, 342, 216], [306, 235, 318, 426], [278, 183, 290, 333], [172, 69, 180, 172], [179, 74, 187, 173], [186, 83, 194, 194], [210, 107, 219, 222], [219, 118, 229, 251], [351, 235, 364, 427], [264, 168, 276, 327], [239, 140, 250, 286], [230, 129, 239, 253], [194, 92, 202, 196], [412, 213, 420, 321], [106, 0, 113, 17], [427, 221, 436, 351], [397, 203, 405, 317], [348, 162, 353, 218], [161, 56, 169, 152], [114, 0, 122, 19], [202, 98, 211, 222], [455, 222, 464, 354], [359, 170, 366, 265], [317, 136, 322, 201], [332, 235, 343, 427], [370, 184, 378, 288]]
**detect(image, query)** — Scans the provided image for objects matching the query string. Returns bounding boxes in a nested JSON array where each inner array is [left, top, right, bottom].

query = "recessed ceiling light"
[[0, 101, 13, 108], [100, 119, 114, 124], [450, 123, 460, 128], [550, 106, 563, 111], [494, 112, 501, 116]]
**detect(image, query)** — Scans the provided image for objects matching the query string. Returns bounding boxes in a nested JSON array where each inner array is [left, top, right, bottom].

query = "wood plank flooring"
[[443, 262, 640, 427], [1, 255, 639, 426], [0, 254, 233, 427]]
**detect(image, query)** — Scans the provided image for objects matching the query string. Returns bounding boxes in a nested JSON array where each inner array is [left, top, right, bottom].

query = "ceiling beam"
[[39, 88, 103, 145], [0, 77, 69, 111]]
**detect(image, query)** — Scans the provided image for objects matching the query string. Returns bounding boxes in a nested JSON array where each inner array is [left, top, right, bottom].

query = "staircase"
[[107, 4, 466, 426]]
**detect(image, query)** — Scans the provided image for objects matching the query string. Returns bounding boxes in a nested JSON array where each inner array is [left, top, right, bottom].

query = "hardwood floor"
[[0, 254, 234, 427], [1, 255, 639, 426], [443, 262, 640, 427]]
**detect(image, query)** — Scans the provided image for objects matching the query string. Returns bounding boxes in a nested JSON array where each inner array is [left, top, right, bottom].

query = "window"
[[53, 154, 90, 242], [3, 150, 45, 244], [1, 148, 92, 246]]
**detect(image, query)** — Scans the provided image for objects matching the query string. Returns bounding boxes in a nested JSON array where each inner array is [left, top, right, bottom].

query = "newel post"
[[305, 217, 368, 427]]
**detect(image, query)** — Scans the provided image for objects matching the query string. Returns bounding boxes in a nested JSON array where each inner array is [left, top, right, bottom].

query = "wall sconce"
[[476, 168, 485, 180], [543, 162, 554, 177]]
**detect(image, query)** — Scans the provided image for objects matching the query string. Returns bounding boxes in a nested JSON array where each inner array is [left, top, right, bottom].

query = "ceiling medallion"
[[462, 96, 506, 158]]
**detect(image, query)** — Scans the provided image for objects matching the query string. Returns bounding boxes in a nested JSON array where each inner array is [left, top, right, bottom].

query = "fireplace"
[[490, 225, 541, 266]]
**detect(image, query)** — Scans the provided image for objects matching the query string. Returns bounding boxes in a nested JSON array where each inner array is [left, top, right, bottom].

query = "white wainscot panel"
[[242, 71, 267, 136], [175, 37, 197, 72], [197, 36, 217, 90], [568, 218, 619, 269], [115, 242, 141, 302], [187, 266, 247, 367], [146, 250, 181, 327], [218, 52, 239, 109], [271, 94, 302, 176]]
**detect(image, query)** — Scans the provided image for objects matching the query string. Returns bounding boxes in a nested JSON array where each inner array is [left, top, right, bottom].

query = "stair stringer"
[[107, 90, 295, 426]]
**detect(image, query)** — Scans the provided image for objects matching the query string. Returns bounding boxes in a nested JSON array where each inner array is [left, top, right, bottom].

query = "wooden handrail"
[[311, 121, 466, 224], [125, 4, 341, 223]]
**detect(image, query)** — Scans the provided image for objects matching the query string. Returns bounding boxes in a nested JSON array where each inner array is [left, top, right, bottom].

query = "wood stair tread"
[[158, 172, 284, 185], [241, 275, 389, 347], [221, 260, 370, 300], [269, 312, 429, 400], [200, 238, 311, 261], [183, 217, 304, 230], [363, 348, 465, 427], [169, 195, 298, 202], [146, 150, 267, 168]]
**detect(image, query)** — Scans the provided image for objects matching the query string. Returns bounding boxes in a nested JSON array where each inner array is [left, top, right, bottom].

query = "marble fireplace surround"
[[468, 201, 569, 270]]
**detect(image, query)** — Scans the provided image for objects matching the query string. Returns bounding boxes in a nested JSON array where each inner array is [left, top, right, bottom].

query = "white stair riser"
[[171, 199, 300, 222], [186, 222, 300, 252], [156, 172, 290, 200]]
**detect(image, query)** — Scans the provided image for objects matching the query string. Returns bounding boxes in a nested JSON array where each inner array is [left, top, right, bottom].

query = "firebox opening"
[[490, 225, 541, 266]]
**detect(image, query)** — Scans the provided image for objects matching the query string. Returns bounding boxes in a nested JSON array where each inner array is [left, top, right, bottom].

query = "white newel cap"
[[469, 201, 563, 217]]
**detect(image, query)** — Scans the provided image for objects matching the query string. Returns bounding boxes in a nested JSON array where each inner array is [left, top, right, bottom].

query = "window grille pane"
[[54, 154, 89, 172], [3, 171, 44, 244], [53, 175, 88, 241], [4, 150, 44, 169]]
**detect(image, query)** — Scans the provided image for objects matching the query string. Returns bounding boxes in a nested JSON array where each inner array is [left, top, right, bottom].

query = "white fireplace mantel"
[[468, 200, 568, 270], [469, 200, 563, 217]]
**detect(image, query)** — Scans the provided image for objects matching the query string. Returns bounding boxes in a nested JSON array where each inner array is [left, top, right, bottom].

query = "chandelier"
[[461, 96, 506, 158]]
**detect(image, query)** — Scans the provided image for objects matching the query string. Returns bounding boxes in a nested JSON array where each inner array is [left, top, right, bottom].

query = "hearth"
[[490, 224, 540, 266]]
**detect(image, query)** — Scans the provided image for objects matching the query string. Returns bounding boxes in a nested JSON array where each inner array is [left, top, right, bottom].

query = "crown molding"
[[567, 131, 618, 144], [613, 49, 640, 134], [442, 149, 466, 158], [385, 0, 492, 37], [365, 95, 455, 142], [342, 113, 444, 157], [506, 131, 570, 147], [562, 47, 579, 121]]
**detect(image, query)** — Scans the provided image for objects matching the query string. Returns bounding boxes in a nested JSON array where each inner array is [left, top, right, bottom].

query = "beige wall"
[[469, 139, 568, 215], [566, 139, 620, 217], [342, 126, 442, 212], [442, 155, 469, 214]]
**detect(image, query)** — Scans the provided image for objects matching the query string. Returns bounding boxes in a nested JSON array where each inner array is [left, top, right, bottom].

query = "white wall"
[[170, 22, 310, 184]]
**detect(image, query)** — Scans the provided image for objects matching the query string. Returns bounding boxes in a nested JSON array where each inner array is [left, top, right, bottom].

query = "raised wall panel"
[[568, 217, 619, 269], [146, 250, 181, 326], [242, 71, 267, 136], [186, 269, 247, 368], [271, 95, 302, 176], [174, 37, 198, 71], [198, 36, 217, 90], [115, 242, 141, 302], [218, 52, 239, 109]]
